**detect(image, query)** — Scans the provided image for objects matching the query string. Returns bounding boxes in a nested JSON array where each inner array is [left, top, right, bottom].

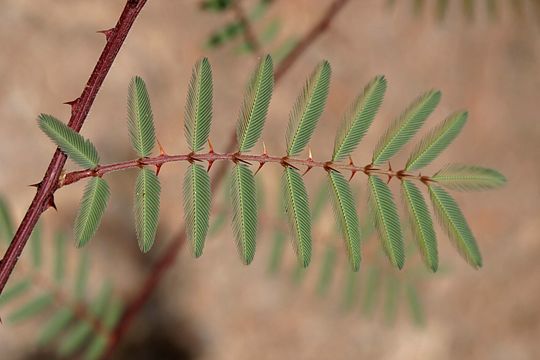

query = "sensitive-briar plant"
[[37, 54, 505, 273]]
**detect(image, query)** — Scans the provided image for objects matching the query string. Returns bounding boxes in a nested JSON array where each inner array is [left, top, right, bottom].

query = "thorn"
[[386, 174, 393, 184], [155, 163, 163, 176], [280, 157, 300, 171], [348, 156, 355, 166], [388, 161, 393, 172], [208, 139, 214, 153], [97, 28, 115, 41], [63, 98, 79, 107], [323, 161, 339, 173], [157, 140, 167, 156], [188, 152, 203, 163], [307, 146, 313, 161], [233, 152, 251, 166], [302, 166, 313, 176], [262, 141, 267, 156], [348, 170, 357, 182], [29, 181, 42, 189], [46, 196, 57, 211], [254, 162, 265, 175], [207, 160, 214, 172]]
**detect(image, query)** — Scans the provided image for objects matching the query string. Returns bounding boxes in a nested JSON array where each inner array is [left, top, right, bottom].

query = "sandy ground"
[[0, 0, 539, 359]]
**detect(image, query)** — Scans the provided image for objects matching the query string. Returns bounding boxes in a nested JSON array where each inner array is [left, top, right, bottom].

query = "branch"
[[231, 0, 263, 56], [0, 0, 148, 295], [60, 151, 432, 188], [103, 0, 351, 357]]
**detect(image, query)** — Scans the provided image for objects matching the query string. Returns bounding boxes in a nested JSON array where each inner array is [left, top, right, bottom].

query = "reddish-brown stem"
[[0, 0, 148, 295], [61, 151, 432, 188], [103, 1, 352, 357], [231, 0, 262, 57]]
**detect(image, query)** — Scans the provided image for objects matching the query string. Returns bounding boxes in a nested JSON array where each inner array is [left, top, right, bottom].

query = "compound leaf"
[[38, 308, 74, 346], [185, 58, 213, 152], [127, 76, 156, 157], [183, 163, 211, 258], [237, 55, 274, 152], [230, 164, 257, 265], [432, 164, 506, 191], [328, 170, 361, 271], [406, 111, 467, 171], [74, 177, 110, 247], [286, 61, 331, 156], [7, 294, 54, 324], [401, 180, 438, 271], [429, 184, 482, 268], [368, 175, 404, 269], [372, 90, 441, 165], [282, 167, 312, 267], [38, 114, 99, 169], [134, 168, 161, 253], [333, 75, 387, 161], [0, 279, 31, 307]]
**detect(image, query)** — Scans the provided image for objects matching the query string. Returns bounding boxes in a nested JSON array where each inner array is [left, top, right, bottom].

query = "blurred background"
[[0, 0, 539, 359]]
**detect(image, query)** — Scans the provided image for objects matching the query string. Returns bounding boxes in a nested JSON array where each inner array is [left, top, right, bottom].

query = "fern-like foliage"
[[432, 164, 506, 191], [230, 164, 257, 264], [332, 75, 387, 162], [185, 58, 213, 152], [328, 171, 362, 271], [134, 168, 161, 252], [38, 114, 99, 169], [282, 167, 312, 267], [183, 163, 212, 257], [428, 184, 482, 268], [401, 180, 438, 271], [373, 90, 440, 165], [286, 61, 331, 156], [128, 76, 156, 158], [74, 177, 110, 248], [369, 175, 404, 269], [37, 55, 505, 272], [0, 205, 123, 359]]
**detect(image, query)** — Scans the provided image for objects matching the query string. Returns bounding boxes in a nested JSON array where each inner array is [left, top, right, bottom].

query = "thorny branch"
[[103, 0, 352, 357], [60, 149, 434, 188], [0, 0, 149, 295]]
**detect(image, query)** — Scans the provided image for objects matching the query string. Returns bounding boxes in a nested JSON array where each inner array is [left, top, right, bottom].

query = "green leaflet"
[[405, 283, 425, 326], [332, 75, 387, 161], [0, 196, 14, 243], [286, 61, 331, 156], [362, 266, 381, 316], [406, 111, 467, 171], [372, 90, 441, 165], [75, 251, 89, 299], [316, 245, 337, 297], [0, 279, 31, 307], [437, 0, 450, 21], [38, 308, 74, 346], [230, 164, 257, 265], [7, 294, 54, 324], [74, 177, 110, 247], [282, 167, 312, 267], [237, 55, 274, 152], [38, 114, 100, 169], [429, 184, 482, 268], [328, 170, 361, 271], [84, 298, 123, 360], [60, 282, 112, 357], [134, 168, 161, 253], [183, 163, 211, 258], [401, 180, 438, 272], [432, 164, 506, 191], [185, 58, 213, 152], [368, 175, 404, 269], [127, 76, 156, 157], [54, 232, 66, 283]]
